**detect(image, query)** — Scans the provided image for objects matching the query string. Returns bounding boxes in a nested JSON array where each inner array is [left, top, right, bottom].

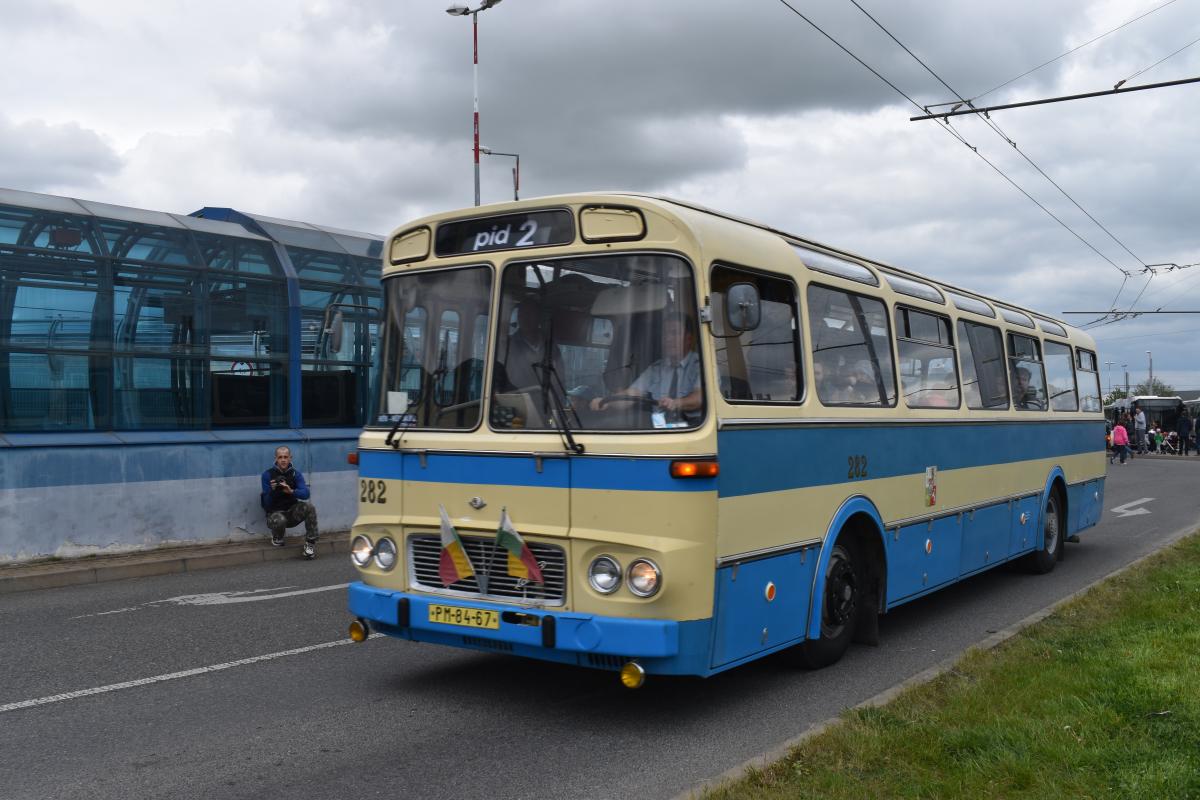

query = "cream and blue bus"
[[346, 194, 1105, 686]]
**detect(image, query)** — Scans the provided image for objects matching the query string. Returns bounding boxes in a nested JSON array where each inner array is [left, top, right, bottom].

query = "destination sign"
[[434, 210, 574, 256]]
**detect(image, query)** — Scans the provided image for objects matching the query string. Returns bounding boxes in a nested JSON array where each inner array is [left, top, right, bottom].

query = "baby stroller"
[[1163, 431, 1180, 455]]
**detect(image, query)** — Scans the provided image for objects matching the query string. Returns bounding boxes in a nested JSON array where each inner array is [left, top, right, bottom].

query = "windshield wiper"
[[534, 320, 584, 455], [384, 391, 422, 449]]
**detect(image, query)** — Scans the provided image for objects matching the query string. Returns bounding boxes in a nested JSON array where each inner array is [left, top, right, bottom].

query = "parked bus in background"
[[345, 194, 1106, 686]]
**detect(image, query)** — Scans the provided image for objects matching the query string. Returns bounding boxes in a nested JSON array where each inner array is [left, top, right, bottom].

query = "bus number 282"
[[847, 455, 868, 480], [360, 479, 387, 504]]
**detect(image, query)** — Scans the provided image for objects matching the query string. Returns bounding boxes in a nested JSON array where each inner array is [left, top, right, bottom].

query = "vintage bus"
[[345, 194, 1106, 686]]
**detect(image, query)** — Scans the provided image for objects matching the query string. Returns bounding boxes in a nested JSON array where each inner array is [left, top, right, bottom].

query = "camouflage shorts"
[[267, 501, 318, 543]]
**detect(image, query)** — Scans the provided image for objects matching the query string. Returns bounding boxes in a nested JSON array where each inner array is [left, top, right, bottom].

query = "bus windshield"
[[373, 265, 492, 429], [490, 253, 703, 432]]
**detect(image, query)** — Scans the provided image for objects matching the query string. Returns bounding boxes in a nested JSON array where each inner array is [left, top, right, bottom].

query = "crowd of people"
[[1107, 403, 1197, 465]]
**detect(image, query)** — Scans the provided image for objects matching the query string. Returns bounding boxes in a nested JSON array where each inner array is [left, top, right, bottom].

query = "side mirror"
[[724, 283, 761, 332]]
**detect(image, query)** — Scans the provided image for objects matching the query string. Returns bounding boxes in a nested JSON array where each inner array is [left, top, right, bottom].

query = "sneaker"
[[271, 534, 285, 547], [302, 541, 316, 559]]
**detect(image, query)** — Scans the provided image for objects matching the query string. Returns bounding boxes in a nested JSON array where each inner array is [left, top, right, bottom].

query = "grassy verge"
[[704, 534, 1200, 800]]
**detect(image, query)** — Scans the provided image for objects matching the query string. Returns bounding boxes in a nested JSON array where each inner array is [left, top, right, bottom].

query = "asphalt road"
[[2, 457, 1197, 800]]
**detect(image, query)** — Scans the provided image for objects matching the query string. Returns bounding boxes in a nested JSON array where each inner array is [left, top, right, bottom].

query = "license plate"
[[428, 604, 499, 630]]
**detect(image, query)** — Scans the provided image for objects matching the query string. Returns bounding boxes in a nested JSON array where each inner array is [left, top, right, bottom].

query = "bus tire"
[[792, 542, 859, 669], [1024, 487, 1064, 574]]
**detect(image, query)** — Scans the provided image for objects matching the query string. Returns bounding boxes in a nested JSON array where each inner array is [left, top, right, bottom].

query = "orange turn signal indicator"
[[347, 452, 359, 465], [669, 460, 719, 479]]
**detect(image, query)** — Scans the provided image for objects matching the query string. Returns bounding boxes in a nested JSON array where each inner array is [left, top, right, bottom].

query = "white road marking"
[[0, 633, 381, 714], [71, 583, 351, 619], [1111, 497, 1155, 518]]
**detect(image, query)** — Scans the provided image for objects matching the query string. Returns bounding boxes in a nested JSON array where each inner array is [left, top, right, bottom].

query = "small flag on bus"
[[438, 504, 476, 587], [496, 508, 544, 583]]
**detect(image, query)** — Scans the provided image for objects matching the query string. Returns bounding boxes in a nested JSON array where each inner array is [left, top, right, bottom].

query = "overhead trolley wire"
[[773, 0, 1137, 280], [956, 0, 1181, 107], [847, 0, 1146, 286], [1115, 33, 1200, 88]]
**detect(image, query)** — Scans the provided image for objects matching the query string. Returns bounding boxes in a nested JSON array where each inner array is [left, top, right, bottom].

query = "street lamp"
[[1122, 364, 1129, 399], [1146, 350, 1154, 394], [446, 0, 504, 207], [480, 147, 519, 200]]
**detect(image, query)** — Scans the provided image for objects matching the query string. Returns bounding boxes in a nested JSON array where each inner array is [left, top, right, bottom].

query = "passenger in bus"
[[591, 314, 701, 419], [1012, 366, 1043, 410], [496, 297, 565, 393], [260, 446, 319, 559]]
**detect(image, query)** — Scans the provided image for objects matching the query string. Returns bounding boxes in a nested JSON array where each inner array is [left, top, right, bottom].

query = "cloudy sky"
[[2, 0, 1197, 390]]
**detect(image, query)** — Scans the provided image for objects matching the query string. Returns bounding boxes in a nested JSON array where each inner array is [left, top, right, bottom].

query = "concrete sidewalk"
[[0, 531, 351, 595]]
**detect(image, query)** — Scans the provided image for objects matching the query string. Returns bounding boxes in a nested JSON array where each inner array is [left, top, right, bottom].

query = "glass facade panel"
[[2, 350, 102, 431], [97, 220, 200, 265], [113, 268, 201, 354], [113, 356, 204, 430], [0, 206, 103, 254], [194, 233, 281, 276], [210, 360, 288, 427], [208, 276, 288, 362], [287, 246, 353, 284], [8, 283, 98, 351], [0, 194, 378, 432]]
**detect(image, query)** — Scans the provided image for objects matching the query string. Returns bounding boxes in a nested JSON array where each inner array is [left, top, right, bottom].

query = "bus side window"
[[806, 284, 895, 407], [1075, 348, 1102, 412], [711, 265, 802, 402], [1008, 332, 1048, 411], [1043, 340, 1078, 411], [895, 307, 959, 409], [956, 320, 1009, 410]]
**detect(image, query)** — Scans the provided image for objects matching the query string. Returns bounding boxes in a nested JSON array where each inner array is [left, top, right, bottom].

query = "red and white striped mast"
[[447, 0, 503, 206]]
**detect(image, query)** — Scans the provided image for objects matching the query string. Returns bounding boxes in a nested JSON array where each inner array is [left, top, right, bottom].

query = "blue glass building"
[[0, 187, 381, 560]]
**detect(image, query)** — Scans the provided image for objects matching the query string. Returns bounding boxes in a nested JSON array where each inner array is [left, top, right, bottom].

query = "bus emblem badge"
[[469, 496, 487, 510]]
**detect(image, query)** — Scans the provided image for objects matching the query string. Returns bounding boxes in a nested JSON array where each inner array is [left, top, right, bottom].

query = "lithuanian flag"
[[438, 504, 476, 587], [496, 508, 544, 583]]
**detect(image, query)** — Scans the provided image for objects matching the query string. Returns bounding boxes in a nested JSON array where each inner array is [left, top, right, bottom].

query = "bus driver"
[[591, 315, 702, 421]]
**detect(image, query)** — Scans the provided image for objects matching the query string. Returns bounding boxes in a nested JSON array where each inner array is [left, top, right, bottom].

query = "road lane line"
[[0, 633, 381, 714], [70, 583, 351, 619]]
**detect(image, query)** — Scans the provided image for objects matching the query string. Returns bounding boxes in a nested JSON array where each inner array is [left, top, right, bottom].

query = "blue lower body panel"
[[349, 582, 716, 676]]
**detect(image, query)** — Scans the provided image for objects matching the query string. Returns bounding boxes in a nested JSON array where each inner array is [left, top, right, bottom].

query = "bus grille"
[[408, 534, 567, 606]]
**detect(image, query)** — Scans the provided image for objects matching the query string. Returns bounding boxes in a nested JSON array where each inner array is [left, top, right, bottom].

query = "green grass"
[[704, 535, 1200, 800]]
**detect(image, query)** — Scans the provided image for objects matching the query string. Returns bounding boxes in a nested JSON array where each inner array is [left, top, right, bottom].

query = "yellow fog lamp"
[[619, 661, 646, 689], [348, 618, 370, 643]]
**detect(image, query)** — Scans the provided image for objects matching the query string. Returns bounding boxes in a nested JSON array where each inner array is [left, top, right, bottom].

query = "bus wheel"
[[1024, 489, 1064, 574], [793, 542, 859, 669]]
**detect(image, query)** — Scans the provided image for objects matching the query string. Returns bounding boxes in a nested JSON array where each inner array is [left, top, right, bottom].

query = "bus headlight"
[[374, 537, 398, 571], [627, 559, 661, 597], [351, 535, 374, 567], [588, 556, 622, 594]]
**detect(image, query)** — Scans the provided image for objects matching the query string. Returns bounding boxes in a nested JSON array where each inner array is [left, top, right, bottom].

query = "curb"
[[0, 531, 352, 595], [673, 520, 1200, 800]]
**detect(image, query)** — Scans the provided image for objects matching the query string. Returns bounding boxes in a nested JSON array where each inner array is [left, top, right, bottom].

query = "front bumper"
[[348, 581, 712, 675]]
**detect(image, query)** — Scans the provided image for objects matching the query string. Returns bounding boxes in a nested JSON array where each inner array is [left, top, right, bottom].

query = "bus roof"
[[390, 192, 1082, 337]]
